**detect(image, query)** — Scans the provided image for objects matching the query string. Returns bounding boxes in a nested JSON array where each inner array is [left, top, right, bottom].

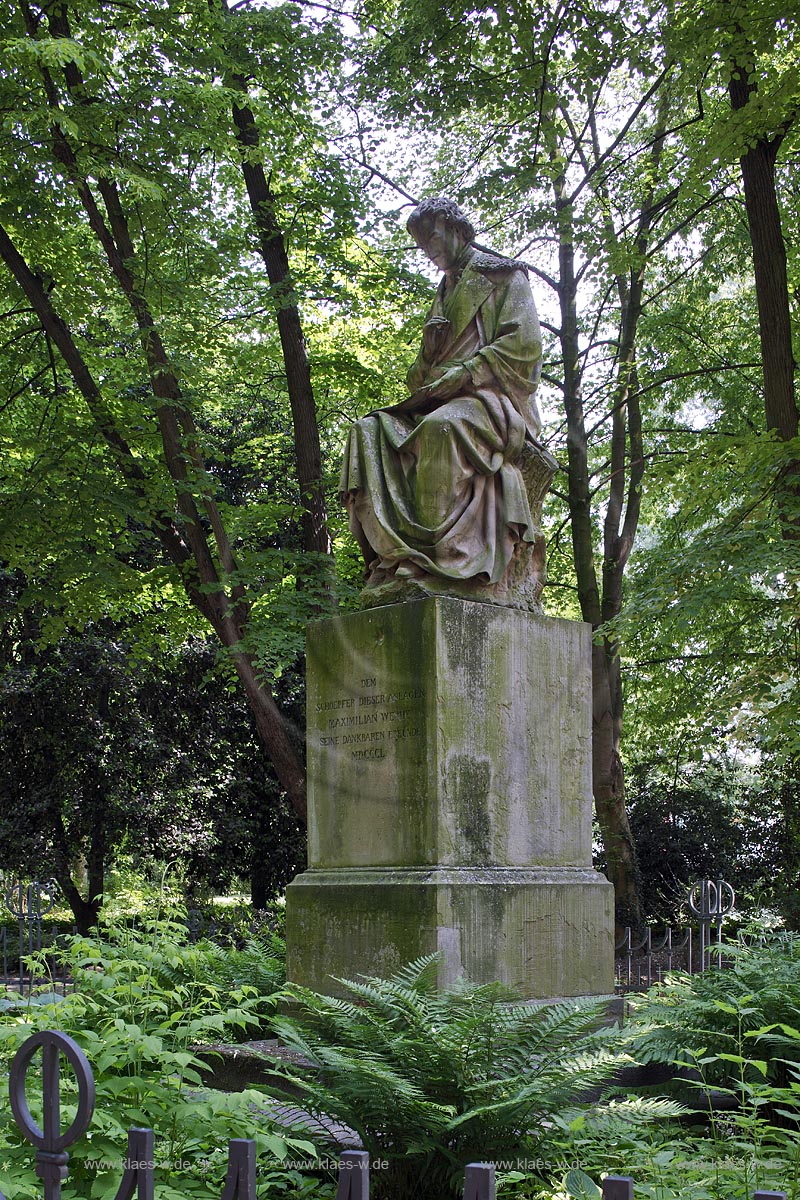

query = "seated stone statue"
[[340, 197, 557, 610]]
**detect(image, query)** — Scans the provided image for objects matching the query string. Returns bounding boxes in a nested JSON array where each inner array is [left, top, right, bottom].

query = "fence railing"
[[615, 876, 737, 993], [0, 881, 74, 996], [615, 925, 693, 991], [0, 1030, 789, 1200]]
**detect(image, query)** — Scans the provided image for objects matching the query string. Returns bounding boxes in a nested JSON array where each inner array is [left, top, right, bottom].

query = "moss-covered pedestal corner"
[[285, 597, 614, 999]]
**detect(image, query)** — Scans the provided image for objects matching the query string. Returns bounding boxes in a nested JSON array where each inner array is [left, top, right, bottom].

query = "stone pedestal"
[[285, 597, 614, 998]]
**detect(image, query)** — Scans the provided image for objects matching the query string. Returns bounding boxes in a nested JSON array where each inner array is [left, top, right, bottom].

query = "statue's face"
[[413, 215, 465, 272]]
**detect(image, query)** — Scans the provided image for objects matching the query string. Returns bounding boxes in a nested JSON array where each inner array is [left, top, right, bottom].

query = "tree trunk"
[[212, 0, 331, 561], [230, 650, 307, 821], [228, 87, 332, 563], [729, 57, 800, 922], [555, 185, 641, 929], [251, 868, 268, 912], [50, 809, 102, 934], [592, 639, 639, 927], [728, 68, 798, 444], [778, 756, 800, 929], [549, 80, 675, 932], [728, 52, 800, 542]]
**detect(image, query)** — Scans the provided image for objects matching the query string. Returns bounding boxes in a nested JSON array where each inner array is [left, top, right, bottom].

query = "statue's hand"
[[421, 315, 451, 360], [423, 364, 470, 400]]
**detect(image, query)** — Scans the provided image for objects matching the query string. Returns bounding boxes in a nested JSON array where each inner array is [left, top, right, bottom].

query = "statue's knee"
[[423, 410, 452, 438]]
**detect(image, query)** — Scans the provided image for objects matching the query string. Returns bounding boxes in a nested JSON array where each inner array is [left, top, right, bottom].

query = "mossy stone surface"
[[305, 598, 592, 869], [285, 867, 613, 998], [286, 597, 614, 1000]]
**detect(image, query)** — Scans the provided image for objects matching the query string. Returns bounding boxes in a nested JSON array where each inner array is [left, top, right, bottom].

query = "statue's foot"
[[365, 559, 397, 587], [394, 562, 425, 580], [358, 557, 431, 607], [359, 545, 545, 613]]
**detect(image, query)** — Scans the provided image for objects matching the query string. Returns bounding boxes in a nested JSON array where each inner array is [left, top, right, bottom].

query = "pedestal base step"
[[286, 866, 614, 1000]]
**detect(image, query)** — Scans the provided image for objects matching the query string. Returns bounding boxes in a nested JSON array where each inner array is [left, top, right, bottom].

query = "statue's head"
[[407, 198, 475, 272], [406, 197, 476, 244]]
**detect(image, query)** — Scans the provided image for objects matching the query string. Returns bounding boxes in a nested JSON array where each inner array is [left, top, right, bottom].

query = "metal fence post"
[[8, 1030, 95, 1200], [220, 1139, 257, 1200], [113, 1128, 155, 1200], [336, 1150, 369, 1200], [602, 1177, 634, 1200], [463, 1163, 496, 1200], [688, 878, 735, 973], [614, 926, 632, 989]]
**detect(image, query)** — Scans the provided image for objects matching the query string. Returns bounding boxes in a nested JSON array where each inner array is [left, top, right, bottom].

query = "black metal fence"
[[615, 925, 693, 990], [615, 877, 737, 993], [0, 881, 73, 996], [0, 1030, 789, 1200]]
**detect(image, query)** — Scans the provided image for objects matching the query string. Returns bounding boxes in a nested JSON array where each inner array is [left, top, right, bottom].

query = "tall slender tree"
[[0, 0, 355, 819]]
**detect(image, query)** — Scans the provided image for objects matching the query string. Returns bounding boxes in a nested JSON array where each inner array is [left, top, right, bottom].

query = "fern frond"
[[382, 954, 441, 994]]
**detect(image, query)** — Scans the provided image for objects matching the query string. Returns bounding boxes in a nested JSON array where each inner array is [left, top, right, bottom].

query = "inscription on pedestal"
[[317, 683, 425, 760], [307, 606, 435, 867]]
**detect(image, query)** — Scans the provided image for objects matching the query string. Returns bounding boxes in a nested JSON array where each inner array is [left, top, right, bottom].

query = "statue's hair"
[[407, 197, 475, 243]]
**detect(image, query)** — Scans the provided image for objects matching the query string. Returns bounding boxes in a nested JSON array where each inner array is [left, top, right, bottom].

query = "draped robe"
[[340, 245, 543, 586]]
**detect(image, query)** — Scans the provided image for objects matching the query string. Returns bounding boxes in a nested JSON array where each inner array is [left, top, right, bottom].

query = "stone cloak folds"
[[340, 245, 544, 588]]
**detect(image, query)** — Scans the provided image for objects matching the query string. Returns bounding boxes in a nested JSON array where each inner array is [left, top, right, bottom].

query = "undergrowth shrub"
[[547, 939, 800, 1200], [0, 917, 318, 1200], [627, 938, 800, 1091], [498, 1017, 800, 1198], [269, 956, 680, 1200], [510, 1106, 800, 1200], [155, 930, 286, 1018], [516, 1040, 800, 1200], [185, 900, 286, 946]]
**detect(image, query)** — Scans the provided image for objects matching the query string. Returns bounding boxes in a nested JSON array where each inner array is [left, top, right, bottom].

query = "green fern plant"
[[269, 957, 681, 1200], [627, 938, 800, 1091], [150, 931, 286, 1026]]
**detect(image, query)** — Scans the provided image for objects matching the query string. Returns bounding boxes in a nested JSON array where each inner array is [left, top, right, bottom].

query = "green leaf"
[[565, 1169, 602, 1199]]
